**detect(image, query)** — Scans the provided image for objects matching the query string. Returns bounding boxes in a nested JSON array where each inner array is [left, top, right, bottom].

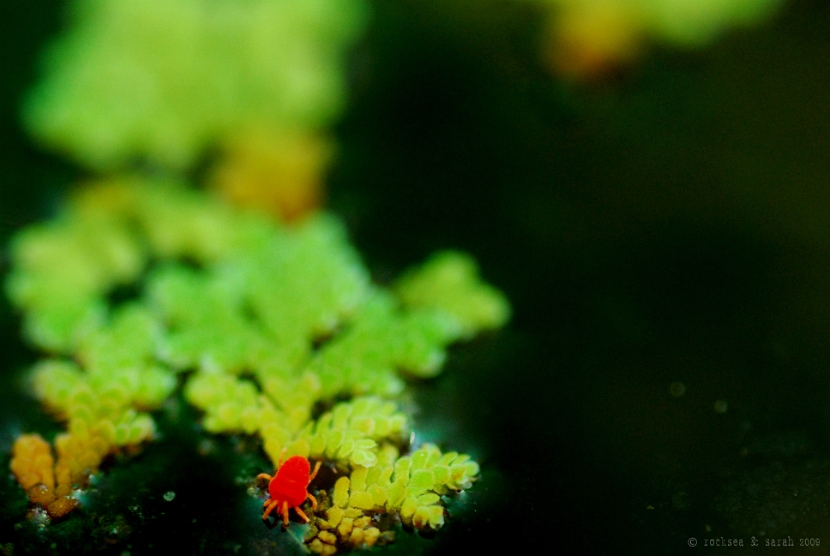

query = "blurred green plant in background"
[[23, 0, 367, 221], [527, 0, 782, 78], [24, 0, 366, 171]]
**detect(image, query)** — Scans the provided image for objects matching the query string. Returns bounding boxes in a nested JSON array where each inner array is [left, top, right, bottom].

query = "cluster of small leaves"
[[9, 434, 79, 519], [395, 250, 511, 340], [7, 178, 502, 537], [306, 507, 388, 555], [303, 443, 479, 553], [308, 292, 465, 398], [532, 0, 782, 48], [8, 177, 503, 442], [147, 265, 272, 374], [10, 434, 55, 494], [222, 212, 372, 368], [31, 355, 165, 447], [27, 301, 178, 493], [5, 177, 260, 353], [298, 397, 408, 468], [6, 178, 270, 518], [5, 208, 143, 352], [11, 352, 163, 518], [207, 129, 332, 221], [341, 443, 478, 527], [24, 0, 368, 170], [530, 0, 782, 80], [184, 372, 263, 435], [139, 210, 371, 379]]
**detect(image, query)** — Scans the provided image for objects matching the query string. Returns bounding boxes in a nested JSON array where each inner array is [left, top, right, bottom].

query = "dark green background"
[[3, 0, 830, 554]]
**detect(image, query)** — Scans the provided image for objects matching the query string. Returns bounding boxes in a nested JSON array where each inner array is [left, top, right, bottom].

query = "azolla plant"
[[7, 177, 509, 552], [23, 0, 368, 222], [529, 0, 783, 78]]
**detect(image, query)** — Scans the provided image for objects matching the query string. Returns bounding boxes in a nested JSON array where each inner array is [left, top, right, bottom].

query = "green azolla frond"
[[235, 212, 371, 356], [298, 397, 408, 468], [31, 360, 86, 413], [395, 250, 511, 340], [256, 396, 305, 465], [30, 358, 162, 454], [361, 443, 478, 531], [385, 309, 463, 377], [5, 177, 269, 353], [320, 443, 477, 532], [309, 291, 461, 397], [146, 264, 269, 373], [19, 296, 106, 353], [24, 0, 369, 170], [146, 218, 365, 374], [6, 207, 145, 352], [142, 211, 371, 375], [184, 372, 261, 434], [84, 362, 177, 410], [386, 444, 478, 508], [78, 408, 157, 447], [146, 264, 244, 323], [77, 303, 159, 373], [7, 212, 145, 307], [71, 304, 177, 409], [257, 370, 320, 433], [8, 177, 505, 397], [130, 180, 255, 262], [31, 355, 175, 418]]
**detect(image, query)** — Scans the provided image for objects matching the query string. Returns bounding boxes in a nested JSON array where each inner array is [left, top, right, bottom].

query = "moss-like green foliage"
[[395, 250, 511, 340], [533, 0, 782, 48], [5, 177, 261, 352], [24, 352, 167, 510], [222, 212, 372, 368], [148, 265, 270, 374], [24, 0, 368, 170], [7, 178, 504, 544], [303, 442, 479, 552], [307, 291, 462, 396], [298, 397, 408, 468], [6, 212, 143, 351], [331, 442, 478, 521]]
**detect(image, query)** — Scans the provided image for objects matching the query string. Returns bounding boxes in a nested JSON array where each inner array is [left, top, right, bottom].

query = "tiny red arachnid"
[[257, 449, 321, 526]]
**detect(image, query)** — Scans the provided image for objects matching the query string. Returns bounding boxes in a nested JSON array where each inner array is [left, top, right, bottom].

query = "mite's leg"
[[281, 500, 290, 526], [262, 499, 279, 520], [294, 505, 310, 523], [308, 461, 321, 483], [306, 492, 318, 510]]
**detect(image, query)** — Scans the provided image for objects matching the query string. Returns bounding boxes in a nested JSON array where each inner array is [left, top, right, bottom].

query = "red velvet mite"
[[257, 450, 321, 525]]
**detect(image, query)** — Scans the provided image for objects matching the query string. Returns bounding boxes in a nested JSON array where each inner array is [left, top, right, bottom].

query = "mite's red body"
[[258, 451, 320, 525]]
